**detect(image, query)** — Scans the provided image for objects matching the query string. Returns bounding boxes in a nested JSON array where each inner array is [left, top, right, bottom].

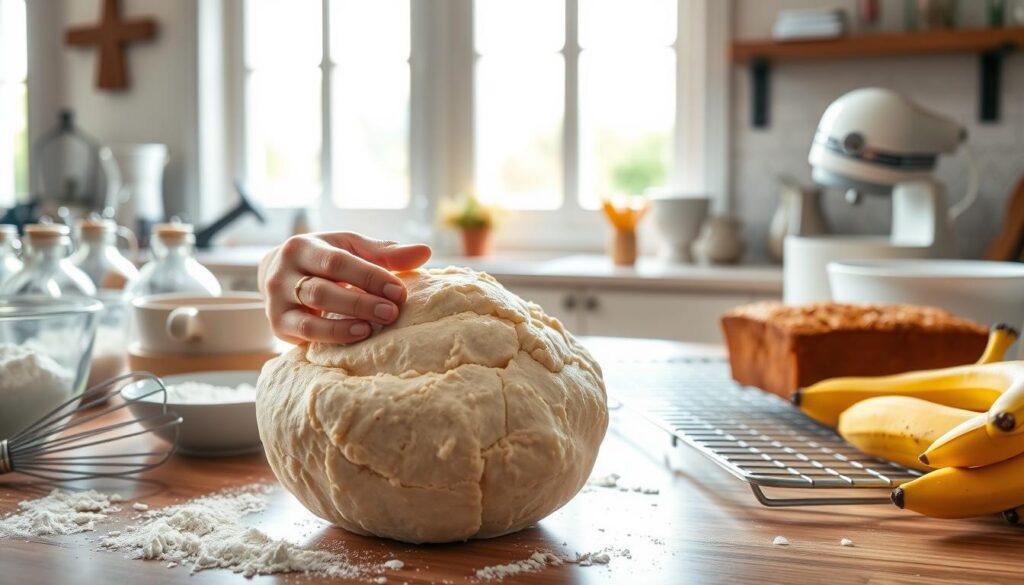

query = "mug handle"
[[166, 307, 203, 342]]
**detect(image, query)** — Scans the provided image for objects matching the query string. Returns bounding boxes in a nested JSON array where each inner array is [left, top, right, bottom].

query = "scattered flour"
[[150, 382, 258, 405], [772, 536, 790, 546], [383, 559, 405, 570], [0, 489, 121, 537], [586, 472, 659, 495], [840, 537, 855, 547], [99, 484, 363, 578], [0, 344, 74, 437], [475, 551, 564, 581], [132, 502, 149, 511]]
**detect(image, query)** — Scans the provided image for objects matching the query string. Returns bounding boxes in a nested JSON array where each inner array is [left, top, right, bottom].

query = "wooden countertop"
[[196, 247, 783, 295], [2, 338, 1021, 585]]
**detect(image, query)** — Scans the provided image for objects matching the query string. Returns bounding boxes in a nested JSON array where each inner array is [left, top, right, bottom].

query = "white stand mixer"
[[784, 88, 978, 304]]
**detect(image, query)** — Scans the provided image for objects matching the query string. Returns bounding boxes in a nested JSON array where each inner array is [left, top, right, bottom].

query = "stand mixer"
[[784, 88, 978, 303]]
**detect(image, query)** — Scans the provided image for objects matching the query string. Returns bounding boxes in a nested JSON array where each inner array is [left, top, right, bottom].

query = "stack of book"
[[771, 9, 847, 41]]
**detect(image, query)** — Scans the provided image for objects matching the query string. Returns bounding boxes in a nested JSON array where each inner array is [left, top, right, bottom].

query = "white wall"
[[731, 0, 1024, 261], [29, 0, 201, 220]]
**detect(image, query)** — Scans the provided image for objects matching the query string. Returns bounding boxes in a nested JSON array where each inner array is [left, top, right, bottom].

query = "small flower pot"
[[610, 229, 638, 266], [460, 227, 492, 257]]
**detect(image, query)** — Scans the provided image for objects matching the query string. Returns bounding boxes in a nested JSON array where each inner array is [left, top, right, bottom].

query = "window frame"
[[228, 0, 728, 250]]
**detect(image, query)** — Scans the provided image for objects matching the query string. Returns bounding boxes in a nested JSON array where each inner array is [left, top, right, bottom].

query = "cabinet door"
[[582, 289, 766, 343], [501, 284, 582, 332]]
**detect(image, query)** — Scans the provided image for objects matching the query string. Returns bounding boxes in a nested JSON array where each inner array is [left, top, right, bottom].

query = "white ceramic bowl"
[[122, 370, 261, 457], [650, 196, 710, 263], [828, 260, 1024, 354]]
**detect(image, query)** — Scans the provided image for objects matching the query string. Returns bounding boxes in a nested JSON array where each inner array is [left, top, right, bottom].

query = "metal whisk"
[[0, 372, 182, 481]]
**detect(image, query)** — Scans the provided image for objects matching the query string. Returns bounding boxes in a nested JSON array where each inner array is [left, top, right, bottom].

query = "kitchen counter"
[[3, 338, 1012, 585], [196, 247, 783, 295]]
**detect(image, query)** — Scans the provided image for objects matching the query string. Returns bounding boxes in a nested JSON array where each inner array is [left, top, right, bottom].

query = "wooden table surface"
[[2, 338, 1022, 585]]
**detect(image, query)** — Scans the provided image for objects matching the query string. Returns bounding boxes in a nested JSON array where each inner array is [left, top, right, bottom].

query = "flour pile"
[[156, 382, 257, 404], [0, 343, 74, 436], [475, 551, 564, 581], [99, 485, 363, 578], [0, 489, 122, 538]]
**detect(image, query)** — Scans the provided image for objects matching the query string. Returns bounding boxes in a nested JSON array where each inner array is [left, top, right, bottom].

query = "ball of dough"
[[256, 267, 608, 543]]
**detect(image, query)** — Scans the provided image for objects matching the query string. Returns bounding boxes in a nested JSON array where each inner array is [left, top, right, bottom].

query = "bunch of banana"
[[791, 324, 1024, 519]]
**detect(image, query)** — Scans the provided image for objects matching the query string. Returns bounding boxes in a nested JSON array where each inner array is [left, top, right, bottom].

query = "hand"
[[259, 232, 431, 345]]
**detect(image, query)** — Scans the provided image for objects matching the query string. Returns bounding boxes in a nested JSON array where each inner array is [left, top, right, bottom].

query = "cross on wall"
[[65, 0, 158, 90]]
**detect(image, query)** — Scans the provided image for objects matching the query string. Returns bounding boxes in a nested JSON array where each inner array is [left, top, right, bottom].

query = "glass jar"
[[0, 224, 23, 287], [124, 222, 222, 298], [70, 217, 140, 290], [0, 224, 97, 297]]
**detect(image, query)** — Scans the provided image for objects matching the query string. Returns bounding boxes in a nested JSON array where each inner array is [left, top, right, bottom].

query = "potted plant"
[[439, 193, 499, 257]]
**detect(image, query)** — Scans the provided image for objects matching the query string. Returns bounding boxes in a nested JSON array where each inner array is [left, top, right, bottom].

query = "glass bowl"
[[0, 295, 103, 438]]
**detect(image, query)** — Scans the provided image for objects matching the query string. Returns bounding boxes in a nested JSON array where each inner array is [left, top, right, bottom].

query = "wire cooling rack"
[[603, 356, 923, 507]]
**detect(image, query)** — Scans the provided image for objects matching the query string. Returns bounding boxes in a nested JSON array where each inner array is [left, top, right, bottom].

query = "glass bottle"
[[0, 224, 23, 287], [124, 222, 222, 298], [0, 224, 97, 297], [70, 216, 140, 291]]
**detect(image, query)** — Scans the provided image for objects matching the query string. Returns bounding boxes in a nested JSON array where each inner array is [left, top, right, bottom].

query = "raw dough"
[[256, 267, 608, 543]]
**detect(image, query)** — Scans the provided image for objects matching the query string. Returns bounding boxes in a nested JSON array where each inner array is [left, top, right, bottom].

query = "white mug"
[[132, 292, 273, 356]]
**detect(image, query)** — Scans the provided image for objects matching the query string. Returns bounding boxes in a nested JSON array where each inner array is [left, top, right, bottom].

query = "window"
[[0, 0, 27, 209], [243, 0, 410, 209], [237, 0, 716, 246]]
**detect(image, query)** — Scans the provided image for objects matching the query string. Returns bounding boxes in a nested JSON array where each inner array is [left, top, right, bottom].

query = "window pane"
[[245, 0, 321, 69], [331, 0, 410, 61], [475, 56, 563, 210], [474, 0, 564, 55], [0, 83, 26, 207], [332, 62, 410, 209], [1, 0, 26, 82], [579, 48, 674, 209], [579, 0, 677, 49], [246, 70, 322, 207]]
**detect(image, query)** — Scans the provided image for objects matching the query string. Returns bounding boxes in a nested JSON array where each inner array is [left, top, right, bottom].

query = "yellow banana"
[[796, 362, 1023, 428], [987, 326, 1024, 435], [892, 450, 1024, 519], [838, 396, 975, 471], [920, 412, 1024, 468], [977, 324, 1020, 365], [797, 324, 1021, 428]]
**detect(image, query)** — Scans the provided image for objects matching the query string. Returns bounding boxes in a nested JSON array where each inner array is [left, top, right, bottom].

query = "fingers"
[[275, 309, 372, 345], [321, 232, 432, 272], [295, 276, 398, 324], [293, 238, 409, 303]]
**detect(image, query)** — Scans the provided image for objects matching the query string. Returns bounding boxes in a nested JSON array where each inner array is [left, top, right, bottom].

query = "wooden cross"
[[65, 0, 158, 90]]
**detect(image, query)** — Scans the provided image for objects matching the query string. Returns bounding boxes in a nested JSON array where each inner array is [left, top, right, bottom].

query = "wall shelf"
[[730, 27, 1024, 127]]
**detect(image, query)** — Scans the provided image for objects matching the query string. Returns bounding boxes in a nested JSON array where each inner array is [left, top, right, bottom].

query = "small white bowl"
[[122, 370, 262, 457], [828, 260, 1024, 354]]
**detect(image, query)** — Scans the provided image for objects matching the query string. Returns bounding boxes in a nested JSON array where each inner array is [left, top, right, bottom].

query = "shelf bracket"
[[750, 58, 770, 128], [979, 43, 1015, 123]]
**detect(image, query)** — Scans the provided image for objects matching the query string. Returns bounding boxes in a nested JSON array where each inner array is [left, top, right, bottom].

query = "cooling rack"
[[603, 356, 923, 507]]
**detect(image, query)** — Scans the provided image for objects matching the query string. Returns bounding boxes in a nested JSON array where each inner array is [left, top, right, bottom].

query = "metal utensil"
[[0, 372, 182, 481]]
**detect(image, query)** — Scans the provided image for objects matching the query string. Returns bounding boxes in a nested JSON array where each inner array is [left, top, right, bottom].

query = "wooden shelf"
[[731, 27, 1024, 63], [730, 28, 1024, 127]]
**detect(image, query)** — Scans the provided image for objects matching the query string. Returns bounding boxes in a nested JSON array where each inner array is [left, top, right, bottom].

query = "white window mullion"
[[563, 0, 581, 216], [319, 0, 333, 209]]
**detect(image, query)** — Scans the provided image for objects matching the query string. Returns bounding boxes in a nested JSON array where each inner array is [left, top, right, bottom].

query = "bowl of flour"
[[0, 296, 102, 438], [121, 370, 261, 456]]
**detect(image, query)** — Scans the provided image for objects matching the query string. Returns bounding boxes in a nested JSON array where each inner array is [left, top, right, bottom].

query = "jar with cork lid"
[[124, 222, 222, 299], [70, 216, 140, 291], [0, 223, 97, 297], [0, 224, 22, 287]]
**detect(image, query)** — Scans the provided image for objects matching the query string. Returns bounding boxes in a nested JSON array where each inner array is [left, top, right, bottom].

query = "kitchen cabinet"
[[506, 283, 773, 343]]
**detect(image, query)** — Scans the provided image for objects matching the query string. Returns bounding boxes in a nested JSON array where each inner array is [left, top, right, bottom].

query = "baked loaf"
[[256, 267, 607, 543], [721, 302, 989, 399]]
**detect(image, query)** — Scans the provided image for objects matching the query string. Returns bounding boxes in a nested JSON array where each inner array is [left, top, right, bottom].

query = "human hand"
[[259, 232, 431, 344]]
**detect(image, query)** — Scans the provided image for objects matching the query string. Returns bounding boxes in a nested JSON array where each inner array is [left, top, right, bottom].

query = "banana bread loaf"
[[721, 302, 989, 399]]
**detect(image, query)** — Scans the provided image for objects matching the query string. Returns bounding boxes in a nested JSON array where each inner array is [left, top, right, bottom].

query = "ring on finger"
[[294, 275, 314, 307]]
